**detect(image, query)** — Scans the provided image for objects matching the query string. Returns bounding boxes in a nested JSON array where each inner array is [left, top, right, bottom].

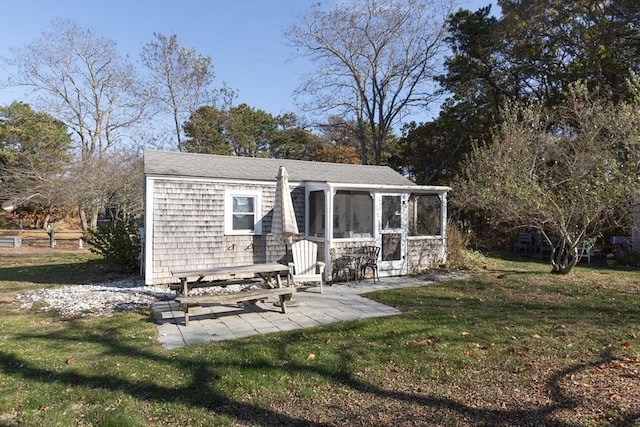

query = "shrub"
[[84, 212, 141, 274], [446, 220, 479, 270]]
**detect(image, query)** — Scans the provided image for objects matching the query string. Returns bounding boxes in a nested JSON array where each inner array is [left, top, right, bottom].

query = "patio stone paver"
[[154, 275, 442, 349]]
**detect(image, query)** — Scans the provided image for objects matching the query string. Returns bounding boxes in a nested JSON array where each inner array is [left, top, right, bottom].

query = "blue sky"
[[0, 0, 495, 124]]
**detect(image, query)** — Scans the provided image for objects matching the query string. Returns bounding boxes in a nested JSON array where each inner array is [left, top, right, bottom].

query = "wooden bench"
[[0, 236, 21, 248], [175, 287, 296, 326]]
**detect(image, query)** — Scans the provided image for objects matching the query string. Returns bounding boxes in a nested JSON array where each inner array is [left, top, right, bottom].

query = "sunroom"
[[305, 182, 449, 279]]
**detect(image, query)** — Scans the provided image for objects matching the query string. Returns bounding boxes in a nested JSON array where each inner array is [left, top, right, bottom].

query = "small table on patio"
[[171, 263, 295, 325], [341, 252, 369, 282]]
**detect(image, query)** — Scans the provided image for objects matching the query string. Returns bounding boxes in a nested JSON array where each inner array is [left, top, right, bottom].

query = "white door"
[[375, 193, 408, 276]]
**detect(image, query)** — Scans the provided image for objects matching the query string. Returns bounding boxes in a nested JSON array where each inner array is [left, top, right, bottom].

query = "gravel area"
[[15, 272, 467, 319], [15, 280, 264, 319]]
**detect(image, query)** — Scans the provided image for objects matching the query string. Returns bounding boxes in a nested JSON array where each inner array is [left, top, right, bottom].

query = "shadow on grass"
[[494, 251, 639, 274], [3, 309, 639, 426], [0, 259, 132, 285], [2, 249, 638, 425]]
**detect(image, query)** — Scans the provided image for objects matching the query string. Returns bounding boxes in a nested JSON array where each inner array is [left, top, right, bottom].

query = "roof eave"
[[310, 181, 450, 193]]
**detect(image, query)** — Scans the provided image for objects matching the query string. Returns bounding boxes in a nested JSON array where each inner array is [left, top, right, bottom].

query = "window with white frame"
[[225, 190, 262, 235]]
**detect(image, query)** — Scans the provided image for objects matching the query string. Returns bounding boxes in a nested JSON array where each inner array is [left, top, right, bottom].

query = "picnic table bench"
[[171, 263, 294, 326]]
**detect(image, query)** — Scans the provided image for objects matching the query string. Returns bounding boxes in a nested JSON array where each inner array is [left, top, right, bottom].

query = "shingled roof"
[[144, 150, 416, 186]]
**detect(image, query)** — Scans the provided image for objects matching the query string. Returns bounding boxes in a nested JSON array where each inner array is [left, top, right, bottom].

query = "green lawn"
[[0, 249, 638, 426]]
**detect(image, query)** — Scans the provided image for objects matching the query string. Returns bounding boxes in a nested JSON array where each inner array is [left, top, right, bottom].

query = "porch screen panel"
[[333, 191, 373, 238], [409, 194, 441, 236], [309, 190, 325, 237], [382, 234, 401, 261], [382, 195, 401, 229]]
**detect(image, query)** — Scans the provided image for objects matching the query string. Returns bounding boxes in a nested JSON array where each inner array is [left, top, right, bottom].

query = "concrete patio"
[[154, 275, 446, 349]]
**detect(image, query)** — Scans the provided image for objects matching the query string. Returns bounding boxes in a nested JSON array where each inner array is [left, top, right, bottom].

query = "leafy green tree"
[[0, 102, 72, 241], [498, 0, 640, 104], [402, 0, 640, 186], [182, 103, 277, 157], [454, 83, 640, 274], [184, 104, 324, 160], [226, 104, 277, 157], [0, 102, 71, 169], [269, 113, 323, 160], [396, 114, 469, 185], [439, 6, 508, 117], [396, 6, 506, 184], [182, 106, 232, 155]]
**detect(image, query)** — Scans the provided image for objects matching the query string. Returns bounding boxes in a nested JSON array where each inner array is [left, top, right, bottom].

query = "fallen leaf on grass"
[[307, 353, 315, 361], [387, 364, 400, 373], [66, 357, 75, 365]]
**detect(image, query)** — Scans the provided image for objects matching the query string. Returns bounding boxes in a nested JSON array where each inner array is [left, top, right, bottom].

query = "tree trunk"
[[46, 226, 56, 248], [550, 242, 578, 274], [79, 205, 89, 230], [43, 213, 58, 248], [90, 205, 100, 229], [79, 204, 102, 230]]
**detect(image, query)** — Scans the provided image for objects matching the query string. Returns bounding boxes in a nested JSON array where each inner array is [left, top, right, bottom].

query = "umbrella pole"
[[286, 243, 292, 265]]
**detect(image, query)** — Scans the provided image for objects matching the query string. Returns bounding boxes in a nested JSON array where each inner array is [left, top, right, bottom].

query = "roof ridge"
[[145, 149, 395, 170], [144, 150, 416, 186]]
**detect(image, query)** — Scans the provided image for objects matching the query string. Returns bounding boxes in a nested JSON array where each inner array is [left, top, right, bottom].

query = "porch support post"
[[440, 192, 448, 264], [325, 186, 335, 281]]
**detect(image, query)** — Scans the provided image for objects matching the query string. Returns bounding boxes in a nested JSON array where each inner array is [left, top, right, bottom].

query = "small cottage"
[[143, 150, 450, 285]]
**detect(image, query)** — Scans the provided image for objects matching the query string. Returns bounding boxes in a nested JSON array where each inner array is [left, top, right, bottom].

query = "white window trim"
[[224, 190, 262, 235]]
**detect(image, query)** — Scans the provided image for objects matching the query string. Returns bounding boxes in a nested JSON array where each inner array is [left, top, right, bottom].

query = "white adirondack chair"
[[289, 240, 326, 293]]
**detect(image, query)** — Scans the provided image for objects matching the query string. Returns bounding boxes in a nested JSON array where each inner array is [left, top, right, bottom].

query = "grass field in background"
[[0, 249, 638, 426]]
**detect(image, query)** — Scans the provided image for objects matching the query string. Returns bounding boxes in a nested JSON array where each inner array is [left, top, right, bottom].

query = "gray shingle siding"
[[150, 179, 304, 284], [144, 150, 415, 186], [144, 150, 449, 285]]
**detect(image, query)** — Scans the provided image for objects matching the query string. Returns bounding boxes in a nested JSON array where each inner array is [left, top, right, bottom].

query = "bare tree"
[[454, 82, 640, 274], [286, 0, 454, 165], [67, 148, 143, 221], [3, 19, 146, 229], [141, 32, 235, 150]]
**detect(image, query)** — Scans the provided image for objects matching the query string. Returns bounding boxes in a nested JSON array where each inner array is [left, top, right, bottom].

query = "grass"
[[0, 248, 638, 426]]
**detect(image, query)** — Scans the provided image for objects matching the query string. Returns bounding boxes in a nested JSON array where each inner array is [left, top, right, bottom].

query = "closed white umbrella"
[[273, 166, 299, 251]]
